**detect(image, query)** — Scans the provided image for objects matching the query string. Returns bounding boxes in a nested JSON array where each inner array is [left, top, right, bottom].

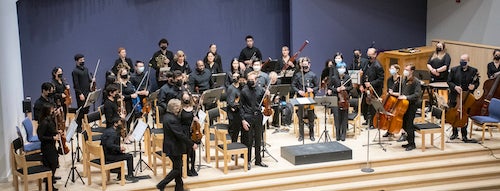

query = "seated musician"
[[389, 64, 422, 151], [188, 60, 213, 94], [383, 64, 406, 140], [292, 57, 319, 142], [269, 71, 283, 128], [328, 62, 352, 141]]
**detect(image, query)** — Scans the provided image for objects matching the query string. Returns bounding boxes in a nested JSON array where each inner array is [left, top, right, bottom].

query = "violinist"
[[51, 67, 71, 119], [149, 38, 174, 88], [180, 92, 199, 176], [72, 53, 93, 132], [327, 62, 352, 141], [240, 71, 269, 169], [34, 82, 55, 121], [486, 49, 500, 79], [103, 84, 124, 129], [205, 52, 223, 74], [37, 102, 61, 191], [320, 59, 334, 91], [112, 47, 135, 75], [360, 48, 385, 129], [130, 61, 150, 109], [227, 72, 244, 143], [447, 54, 479, 143], [116, 68, 140, 142], [203, 44, 223, 73], [389, 64, 421, 151], [292, 57, 319, 142], [347, 49, 368, 103]]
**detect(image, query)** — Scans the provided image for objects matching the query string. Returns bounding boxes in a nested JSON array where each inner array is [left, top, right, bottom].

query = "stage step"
[[398, 179, 500, 191], [187, 154, 500, 191]]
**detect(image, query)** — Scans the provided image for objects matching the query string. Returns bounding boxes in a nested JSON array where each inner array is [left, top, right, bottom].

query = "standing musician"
[[447, 54, 479, 143], [203, 44, 223, 73], [427, 42, 451, 83], [383, 64, 401, 138], [150, 38, 174, 88], [240, 71, 269, 170], [388, 64, 422, 151], [103, 84, 124, 129], [101, 116, 138, 182], [51, 67, 71, 119], [359, 48, 385, 129], [227, 72, 245, 143], [130, 61, 150, 106], [486, 49, 500, 79], [238, 35, 262, 71], [157, 99, 197, 191], [188, 60, 213, 94], [158, 70, 185, 116], [116, 68, 142, 141], [34, 82, 55, 121], [328, 62, 352, 141], [347, 49, 368, 105], [72, 53, 93, 132], [170, 50, 192, 75], [112, 47, 135, 75], [292, 57, 319, 142], [180, 92, 199, 176], [37, 102, 61, 191], [321, 60, 335, 88]]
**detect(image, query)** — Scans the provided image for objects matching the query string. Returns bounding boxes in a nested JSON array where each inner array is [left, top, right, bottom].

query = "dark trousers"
[[242, 114, 263, 164], [42, 146, 58, 190], [272, 105, 280, 126], [76, 99, 90, 133], [297, 106, 315, 138], [403, 104, 418, 146], [158, 155, 183, 191], [333, 106, 349, 141], [228, 114, 242, 143], [107, 153, 134, 175], [452, 124, 468, 138], [186, 145, 195, 171]]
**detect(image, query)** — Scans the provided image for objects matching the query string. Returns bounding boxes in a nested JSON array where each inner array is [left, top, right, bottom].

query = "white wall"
[[427, 0, 500, 46], [0, 0, 25, 182]]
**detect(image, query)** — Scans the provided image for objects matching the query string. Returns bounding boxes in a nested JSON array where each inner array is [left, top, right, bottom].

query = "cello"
[[469, 72, 500, 116], [445, 73, 479, 128], [372, 77, 399, 131]]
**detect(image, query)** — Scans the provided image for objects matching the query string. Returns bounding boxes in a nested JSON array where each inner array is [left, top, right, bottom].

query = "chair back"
[[489, 98, 500, 120], [21, 117, 38, 142], [86, 142, 105, 167], [207, 107, 221, 125], [12, 149, 27, 175], [86, 111, 101, 123], [215, 129, 228, 150], [152, 134, 163, 151]]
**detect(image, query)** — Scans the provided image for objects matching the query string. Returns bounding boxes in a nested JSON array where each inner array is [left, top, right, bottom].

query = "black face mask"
[[436, 47, 443, 52], [239, 82, 246, 88], [57, 74, 63, 78], [183, 99, 190, 104], [232, 78, 238, 84], [160, 46, 167, 50], [79, 62, 85, 66], [175, 80, 183, 87], [302, 66, 309, 70], [494, 55, 500, 60], [48, 92, 55, 98], [354, 54, 360, 59], [247, 80, 255, 88], [120, 74, 128, 79]]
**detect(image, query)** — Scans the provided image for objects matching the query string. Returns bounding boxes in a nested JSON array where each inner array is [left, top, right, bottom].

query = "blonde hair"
[[174, 50, 186, 61], [167, 99, 182, 114]]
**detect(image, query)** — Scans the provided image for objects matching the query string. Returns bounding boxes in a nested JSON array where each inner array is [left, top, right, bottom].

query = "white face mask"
[[403, 70, 410, 77], [335, 59, 342, 64], [137, 66, 145, 73], [337, 68, 346, 74], [253, 65, 261, 72], [389, 68, 397, 76]]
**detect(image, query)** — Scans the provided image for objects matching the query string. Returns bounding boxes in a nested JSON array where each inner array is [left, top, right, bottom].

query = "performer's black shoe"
[[125, 175, 139, 183], [450, 134, 459, 140], [191, 169, 198, 176], [247, 163, 251, 170], [255, 162, 268, 167], [298, 136, 304, 142], [383, 132, 392, 137], [156, 184, 165, 191], [462, 137, 478, 143], [402, 144, 409, 148], [397, 133, 407, 142], [310, 136, 315, 141], [54, 176, 61, 180], [405, 145, 416, 151]]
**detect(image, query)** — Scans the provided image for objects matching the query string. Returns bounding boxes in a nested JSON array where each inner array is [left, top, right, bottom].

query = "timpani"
[[429, 82, 449, 103]]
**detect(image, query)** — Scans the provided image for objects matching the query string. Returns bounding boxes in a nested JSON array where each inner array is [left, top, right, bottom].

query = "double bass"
[[446, 73, 479, 128], [469, 72, 500, 116]]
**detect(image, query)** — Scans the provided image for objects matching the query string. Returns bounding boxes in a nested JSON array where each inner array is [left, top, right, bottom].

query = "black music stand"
[[211, 73, 226, 88], [65, 120, 85, 187], [201, 87, 224, 111], [362, 98, 392, 152], [131, 119, 153, 176], [314, 96, 337, 143], [270, 84, 291, 130], [290, 97, 317, 145]]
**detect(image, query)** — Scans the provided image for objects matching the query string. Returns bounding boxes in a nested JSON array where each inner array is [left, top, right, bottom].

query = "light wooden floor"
[[4, 109, 500, 191]]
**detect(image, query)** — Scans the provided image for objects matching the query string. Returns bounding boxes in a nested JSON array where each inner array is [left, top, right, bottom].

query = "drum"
[[429, 82, 449, 103]]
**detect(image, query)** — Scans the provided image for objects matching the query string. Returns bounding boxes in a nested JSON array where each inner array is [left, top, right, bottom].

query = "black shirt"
[[392, 77, 422, 105], [119, 81, 138, 114], [329, 74, 353, 96], [239, 85, 265, 120], [51, 78, 68, 106], [238, 46, 262, 62], [292, 70, 319, 97], [386, 76, 400, 92], [112, 58, 135, 75], [188, 68, 213, 93], [180, 108, 195, 136], [103, 97, 119, 128], [33, 96, 54, 121], [162, 112, 194, 156], [101, 127, 121, 155], [37, 117, 57, 146], [226, 84, 241, 120], [72, 65, 92, 98], [205, 61, 223, 74], [203, 53, 223, 73], [157, 83, 184, 116], [361, 60, 385, 96], [427, 53, 451, 82], [348, 57, 368, 71], [130, 71, 149, 91], [277, 56, 296, 73], [170, 61, 192, 75], [149, 50, 174, 79], [487, 61, 500, 79]]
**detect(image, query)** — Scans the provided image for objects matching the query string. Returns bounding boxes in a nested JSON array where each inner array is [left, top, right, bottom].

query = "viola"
[[54, 106, 69, 155], [64, 86, 72, 107], [263, 95, 273, 116], [190, 97, 203, 143], [337, 77, 351, 110]]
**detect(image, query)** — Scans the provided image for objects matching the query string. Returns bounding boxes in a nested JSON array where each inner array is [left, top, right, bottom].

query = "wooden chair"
[[413, 99, 427, 124], [83, 110, 106, 141], [215, 128, 248, 174], [414, 95, 446, 152], [12, 145, 53, 191], [85, 141, 125, 191], [81, 130, 101, 177], [469, 98, 500, 143], [204, 107, 230, 163], [347, 97, 362, 138], [151, 134, 187, 178], [10, 138, 43, 187]]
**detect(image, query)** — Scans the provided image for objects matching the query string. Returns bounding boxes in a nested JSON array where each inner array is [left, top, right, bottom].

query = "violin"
[[90, 59, 100, 92], [189, 93, 203, 143], [64, 85, 72, 107], [54, 100, 69, 155], [338, 77, 351, 110], [118, 84, 127, 139], [263, 95, 273, 116]]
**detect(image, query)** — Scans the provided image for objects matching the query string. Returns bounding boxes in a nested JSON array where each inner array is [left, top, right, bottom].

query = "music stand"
[[200, 87, 224, 111], [65, 120, 85, 187], [270, 84, 291, 130], [314, 96, 337, 143], [211, 73, 226, 88], [75, 89, 101, 161], [131, 119, 153, 176], [363, 99, 392, 151], [147, 90, 160, 128], [290, 97, 317, 145]]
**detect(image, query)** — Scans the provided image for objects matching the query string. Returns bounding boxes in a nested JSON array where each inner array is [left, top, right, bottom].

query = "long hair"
[[39, 102, 55, 122]]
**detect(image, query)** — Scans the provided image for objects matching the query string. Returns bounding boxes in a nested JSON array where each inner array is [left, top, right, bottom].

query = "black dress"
[[37, 117, 59, 172]]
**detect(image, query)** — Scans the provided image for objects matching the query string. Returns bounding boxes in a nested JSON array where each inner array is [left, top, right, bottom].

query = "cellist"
[[389, 64, 421, 151], [327, 62, 352, 141], [447, 54, 479, 143]]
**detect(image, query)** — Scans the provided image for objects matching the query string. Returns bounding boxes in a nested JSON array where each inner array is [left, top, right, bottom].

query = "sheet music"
[[296, 97, 311, 105], [262, 115, 270, 125], [66, 120, 78, 142], [198, 110, 207, 128], [348, 70, 360, 84], [131, 119, 148, 141]]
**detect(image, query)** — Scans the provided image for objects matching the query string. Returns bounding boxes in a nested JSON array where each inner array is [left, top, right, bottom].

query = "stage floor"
[[4, 110, 500, 191]]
